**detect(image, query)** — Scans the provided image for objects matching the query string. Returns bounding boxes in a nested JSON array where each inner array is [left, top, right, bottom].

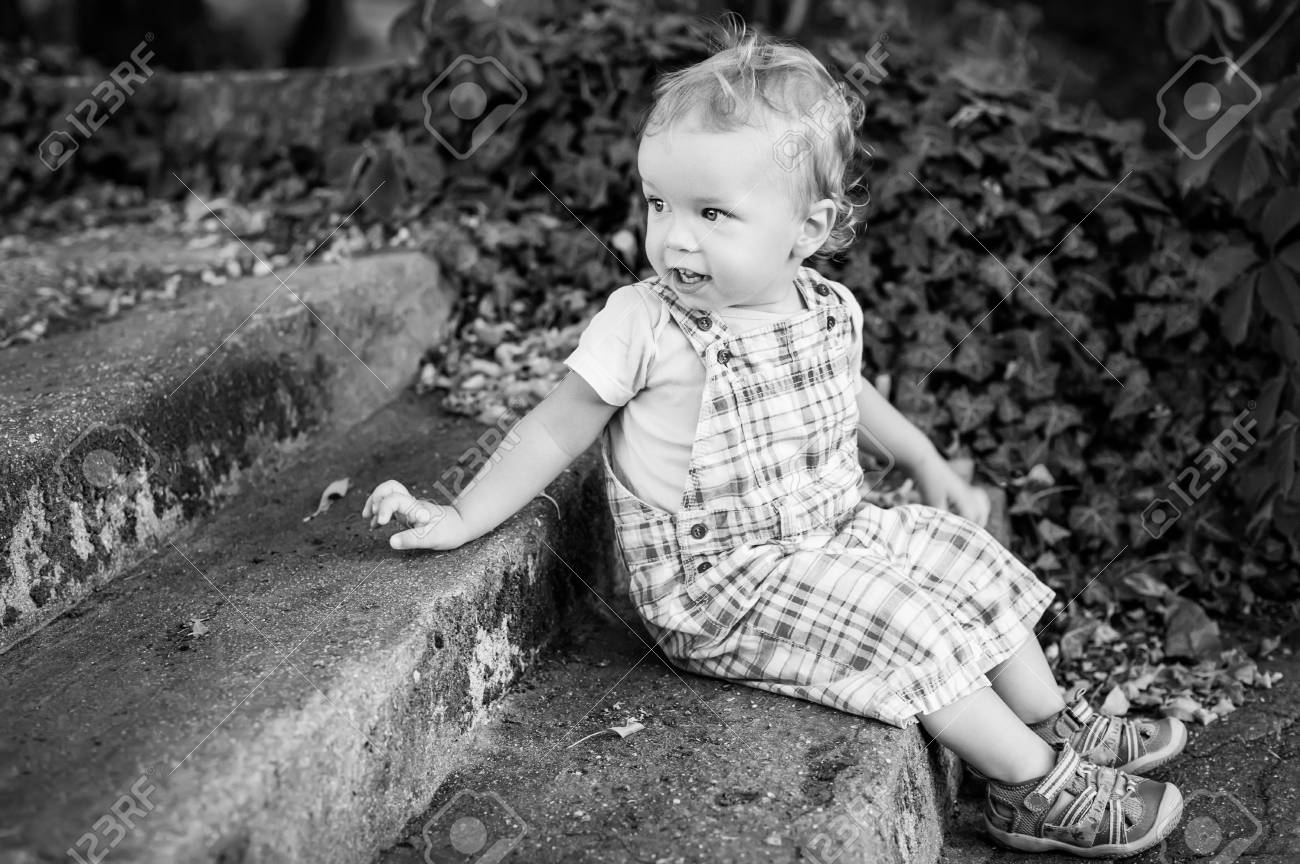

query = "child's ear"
[[793, 197, 836, 258]]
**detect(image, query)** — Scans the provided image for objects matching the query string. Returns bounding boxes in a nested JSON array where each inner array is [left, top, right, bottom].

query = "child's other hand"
[[361, 480, 469, 550], [912, 457, 991, 528]]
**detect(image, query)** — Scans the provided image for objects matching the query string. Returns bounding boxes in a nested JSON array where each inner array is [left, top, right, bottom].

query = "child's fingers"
[[390, 502, 451, 550], [362, 480, 410, 518], [361, 478, 410, 519], [371, 491, 416, 527]]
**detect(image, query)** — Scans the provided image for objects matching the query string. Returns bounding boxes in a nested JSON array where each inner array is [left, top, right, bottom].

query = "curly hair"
[[636, 17, 871, 258]]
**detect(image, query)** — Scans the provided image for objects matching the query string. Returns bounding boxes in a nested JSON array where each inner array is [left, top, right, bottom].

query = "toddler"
[[363, 25, 1188, 858]]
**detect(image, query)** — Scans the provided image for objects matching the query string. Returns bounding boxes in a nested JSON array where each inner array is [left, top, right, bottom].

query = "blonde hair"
[[637, 17, 870, 258]]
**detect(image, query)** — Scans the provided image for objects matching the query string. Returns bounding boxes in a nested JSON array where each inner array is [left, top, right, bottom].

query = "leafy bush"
[[1152, 0, 1300, 551]]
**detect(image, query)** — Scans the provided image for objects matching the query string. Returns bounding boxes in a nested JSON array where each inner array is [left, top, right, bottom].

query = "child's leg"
[[985, 633, 1066, 725], [918, 686, 1056, 783]]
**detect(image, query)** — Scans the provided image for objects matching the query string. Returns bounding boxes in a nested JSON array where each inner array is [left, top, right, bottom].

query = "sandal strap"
[[1024, 745, 1142, 846]]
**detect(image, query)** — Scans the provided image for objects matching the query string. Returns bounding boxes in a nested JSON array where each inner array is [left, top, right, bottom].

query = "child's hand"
[[361, 480, 470, 550], [912, 456, 992, 528]]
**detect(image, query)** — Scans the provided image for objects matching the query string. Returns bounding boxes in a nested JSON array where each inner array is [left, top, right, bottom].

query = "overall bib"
[[600, 269, 1057, 727]]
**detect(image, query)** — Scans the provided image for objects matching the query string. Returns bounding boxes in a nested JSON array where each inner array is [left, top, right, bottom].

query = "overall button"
[[717, 349, 732, 365], [814, 283, 831, 296], [696, 315, 712, 330], [826, 316, 836, 330], [690, 523, 708, 539], [696, 561, 712, 573]]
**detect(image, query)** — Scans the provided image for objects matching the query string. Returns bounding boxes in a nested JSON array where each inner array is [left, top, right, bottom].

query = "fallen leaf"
[[1060, 621, 1099, 661], [566, 718, 646, 749], [1211, 697, 1237, 718], [1101, 686, 1130, 716], [1121, 570, 1170, 599], [1164, 598, 1223, 660], [189, 618, 209, 638], [1092, 623, 1121, 646], [1228, 660, 1258, 685], [1024, 463, 1054, 486], [1163, 695, 1201, 722], [304, 477, 350, 522]]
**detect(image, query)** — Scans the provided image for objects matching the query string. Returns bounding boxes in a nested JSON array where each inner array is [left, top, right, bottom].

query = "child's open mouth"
[[672, 268, 711, 287]]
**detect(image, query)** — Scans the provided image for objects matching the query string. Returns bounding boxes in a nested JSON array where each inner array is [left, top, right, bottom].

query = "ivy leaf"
[[1163, 302, 1201, 337], [916, 201, 959, 246], [1069, 497, 1120, 545], [1280, 241, 1300, 274], [1260, 187, 1300, 249], [1194, 243, 1257, 302], [1024, 403, 1084, 438], [1211, 135, 1272, 207], [1256, 260, 1300, 325], [1204, 0, 1244, 38], [1166, 0, 1214, 57], [1165, 597, 1223, 660], [1256, 372, 1287, 435], [949, 388, 998, 432], [951, 338, 996, 381], [1036, 518, 1072, 547], [1268, 419, 1298, 498], [1221, 277, 1256, 345], [1110, 367, 1152, 421]]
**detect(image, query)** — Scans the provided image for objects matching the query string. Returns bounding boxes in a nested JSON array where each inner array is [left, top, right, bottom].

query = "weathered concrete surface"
[[375, 610, 962, 864], [0, 249, 452, 651], [0, 393, 613, 864]]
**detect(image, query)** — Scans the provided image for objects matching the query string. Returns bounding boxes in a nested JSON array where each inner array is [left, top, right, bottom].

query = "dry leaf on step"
[[566, 718, 646, 749], [304, 478, 350, 522]]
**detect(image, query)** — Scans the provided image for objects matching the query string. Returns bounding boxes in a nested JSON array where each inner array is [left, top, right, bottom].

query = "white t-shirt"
[[564, 270, 865, 514]]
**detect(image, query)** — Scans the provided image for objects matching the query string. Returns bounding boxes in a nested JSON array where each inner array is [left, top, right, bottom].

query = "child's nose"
[[663, 217, 698, 253]]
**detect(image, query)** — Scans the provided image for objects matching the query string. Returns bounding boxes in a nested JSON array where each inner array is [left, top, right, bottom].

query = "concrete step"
[[1, 244, 451, 650], [373, 609, 962, 864], [0, 392, 614, 864]]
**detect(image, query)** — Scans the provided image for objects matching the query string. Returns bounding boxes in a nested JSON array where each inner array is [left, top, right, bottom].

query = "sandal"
[[1032, 686, 1188, 774], [985, 745, 1184, 858]]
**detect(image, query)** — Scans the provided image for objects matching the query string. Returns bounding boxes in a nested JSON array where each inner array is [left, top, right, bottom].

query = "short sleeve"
[[563, 283, 662, 406], [824, 278, 865, 394]]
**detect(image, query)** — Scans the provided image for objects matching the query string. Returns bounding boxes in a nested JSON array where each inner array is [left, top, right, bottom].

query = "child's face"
[[638, 117, 820, 312]]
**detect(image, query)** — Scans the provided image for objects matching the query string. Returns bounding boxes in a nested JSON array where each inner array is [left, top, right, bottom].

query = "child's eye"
[[645, 197, 664, 213], [701, 207, 729, 221]]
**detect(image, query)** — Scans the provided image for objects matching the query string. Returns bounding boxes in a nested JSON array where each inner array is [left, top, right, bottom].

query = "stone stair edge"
[[381, 598, 963, 864], [0, 393, 618, 864], [0, 249, 452, 653]]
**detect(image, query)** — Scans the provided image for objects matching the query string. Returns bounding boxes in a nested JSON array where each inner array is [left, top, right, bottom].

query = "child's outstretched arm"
[[362, 371, 619, 550], [854, 375, 990, 526]]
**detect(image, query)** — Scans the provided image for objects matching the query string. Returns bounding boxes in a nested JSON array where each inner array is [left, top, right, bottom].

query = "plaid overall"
[[599, 268, 1057, 726]]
